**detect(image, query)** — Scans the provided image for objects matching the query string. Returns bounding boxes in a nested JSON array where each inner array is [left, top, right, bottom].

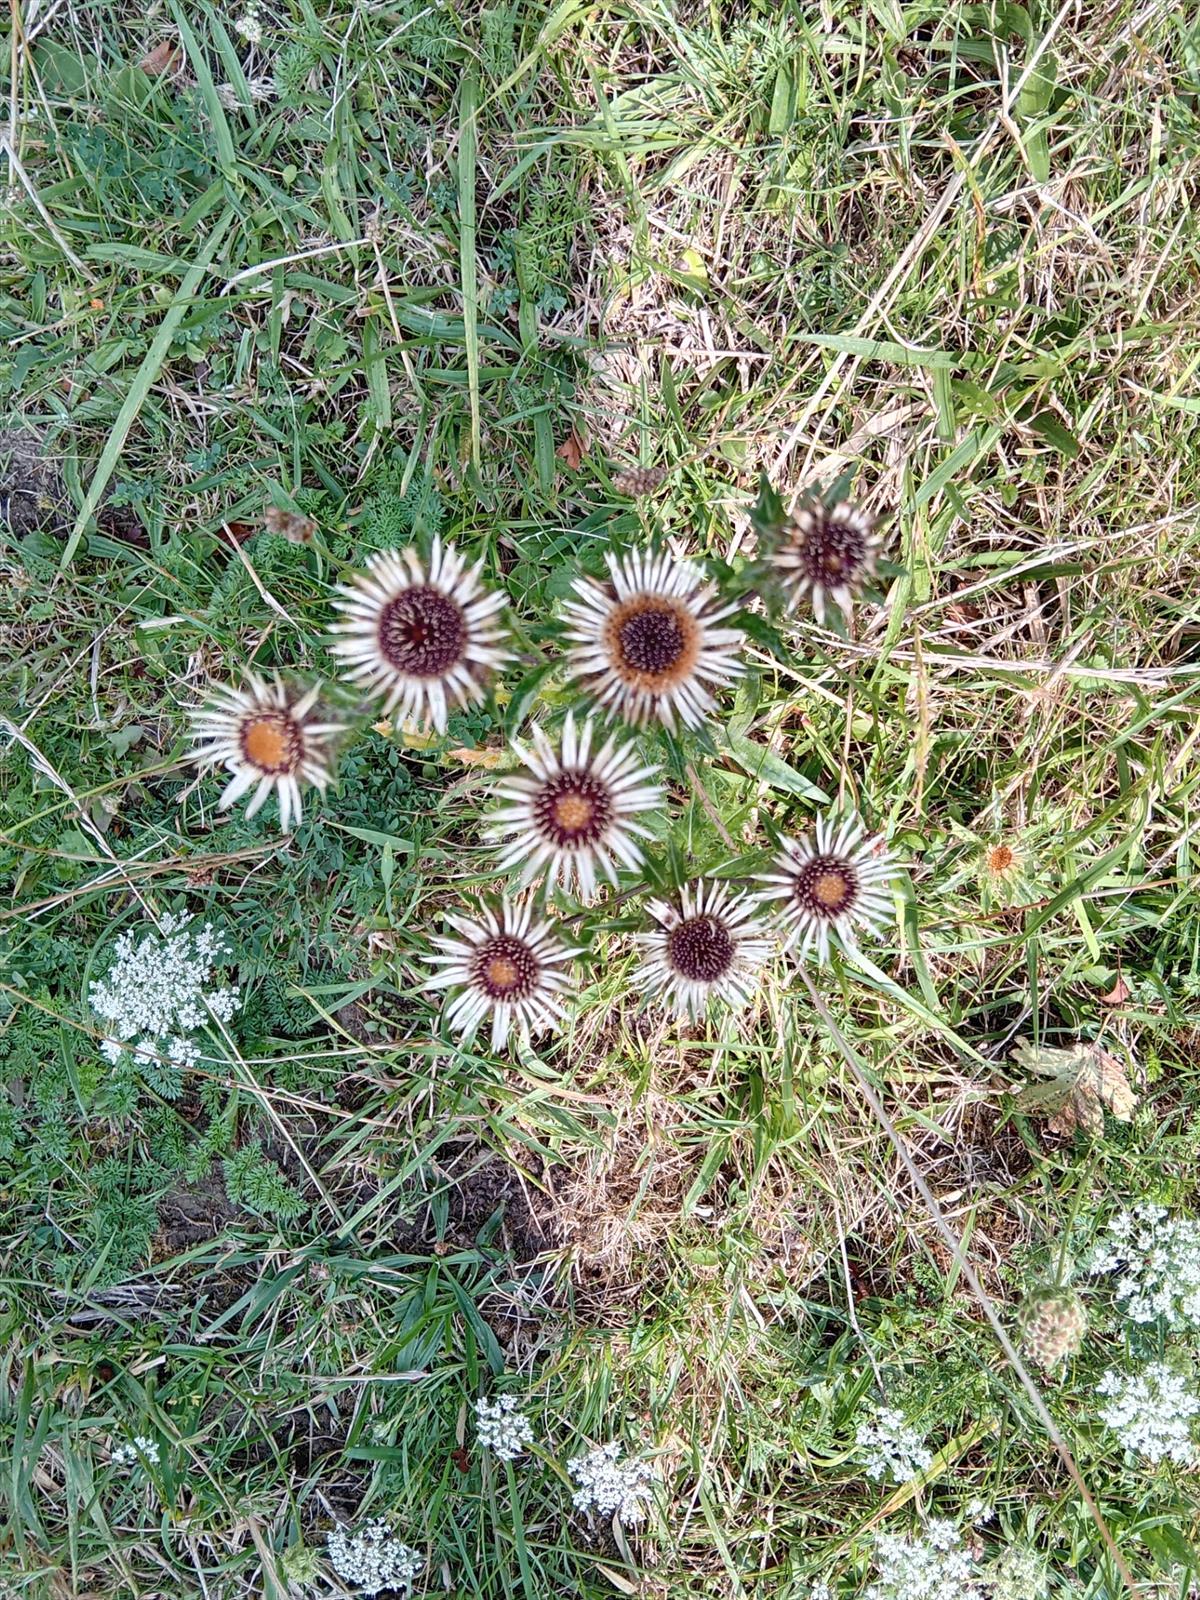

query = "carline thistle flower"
[[474, 1395, 535, 1462], [559, 547, 744, 731], [633, 878, 771, 1019], [187, 671, 344, 832], [328, 538, 508, 733], [486, 712, 663, 902], [423, 898, 579, 1051], [567, 1440, 655, 1522], [759, 812, 902, 964], [770, 499, 883, 625]]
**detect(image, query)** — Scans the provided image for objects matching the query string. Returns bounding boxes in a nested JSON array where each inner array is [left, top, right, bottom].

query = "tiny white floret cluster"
[[986, 1543, 1050, 1600], [855, 1405, 933, 1483], [1085, 1202, 1200, 1328], [865, 1519, 985, 1600], [475, 1395, 535, 1462], [90, 913, 240, 1079], [234, 4, 263, 45], [111, 1434, 160, 1468], [1096, 1361, 1200, 1465], [567, 1440, 655, 1522], [327, 1518, 422, 1595]]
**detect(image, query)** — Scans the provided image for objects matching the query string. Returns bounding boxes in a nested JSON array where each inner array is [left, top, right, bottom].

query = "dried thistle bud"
[[612, 464, 668, 497], [264, 505, 317, 545], [1020, 1286, 1087, 1372]]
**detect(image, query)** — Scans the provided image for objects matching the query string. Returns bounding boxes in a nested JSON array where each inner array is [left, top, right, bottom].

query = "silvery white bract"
[[567, 1440, 655, 1522], [487, 712, 663, 902], [329, 538, 509, 733], [1096, 1361, 1200, 1465], [1085, 1202, 1200, 1328], [326, 1518, 422, 1595], [559, 547, 745, 731], [89, 913, 240, 1085]]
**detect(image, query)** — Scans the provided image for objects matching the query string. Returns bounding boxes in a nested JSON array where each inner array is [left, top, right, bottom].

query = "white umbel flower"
[[854, 1405, 933, 1484], [559, 547, 744, 731], [329, 539, 508, 732], [188, 671, 343, 832], [567, 1440, 655, 1522], [1085, 1202, 1200, 1328], [475, 1395, 535, 1462], [1096, 1362, 1200, 1465], [633, 878, 771, 1019], [111, 1435, 160, 1468], [759, 812, 901, 964], [486, 712, 663, 901], [865, 1520, 984, 1600], [423, 898, 578, 1051], [326, 1518, 422, 1595], [771, 499, 883, 624], [90, 913, 240, 1081], [233, 6, 263, 46]]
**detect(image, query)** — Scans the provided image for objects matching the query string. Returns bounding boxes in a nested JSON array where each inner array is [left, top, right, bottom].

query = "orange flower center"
[[812, 869, 852, 910], [239, 713, 300, 775], [485, 955, 521, 992], [987, 845, 1015, 874], [552, 792, 595, 833]]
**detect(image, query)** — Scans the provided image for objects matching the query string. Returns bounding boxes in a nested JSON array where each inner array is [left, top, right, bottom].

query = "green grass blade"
[[60, 207, 236, 567]]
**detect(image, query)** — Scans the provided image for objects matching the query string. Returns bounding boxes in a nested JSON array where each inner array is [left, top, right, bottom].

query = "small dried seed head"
[[1020, 1287, 1088, 1372], [612, 464, 669, 497]]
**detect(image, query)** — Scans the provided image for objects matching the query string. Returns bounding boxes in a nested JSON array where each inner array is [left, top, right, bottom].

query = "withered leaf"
[[448, 746, 502, 769], [138, 39, 182, 75], [1099, 974, 1132, 1006], [1010, 1039, 1138, 1137], [555, 427, 587, 472]]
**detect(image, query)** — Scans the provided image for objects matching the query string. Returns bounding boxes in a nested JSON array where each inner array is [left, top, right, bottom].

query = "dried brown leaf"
[[555, 427, 587, 472], [1010, 1039, 1137, 1137], [138, 39, 182, 75], [447, 746, 502, 769]]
